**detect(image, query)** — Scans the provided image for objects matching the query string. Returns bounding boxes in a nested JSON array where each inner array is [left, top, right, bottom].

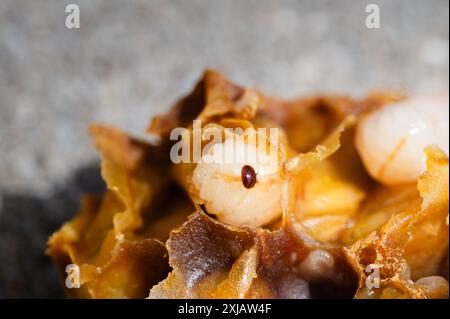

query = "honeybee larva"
[[355, 93, 449, 185], [192, 129, 284, 227]]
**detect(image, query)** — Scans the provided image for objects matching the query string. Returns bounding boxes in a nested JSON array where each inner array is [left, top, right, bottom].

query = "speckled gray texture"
[[0, 0, 448, 298]]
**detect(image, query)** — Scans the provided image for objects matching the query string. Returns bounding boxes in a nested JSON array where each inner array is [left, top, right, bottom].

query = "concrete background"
[[0, 0, 448, 297]]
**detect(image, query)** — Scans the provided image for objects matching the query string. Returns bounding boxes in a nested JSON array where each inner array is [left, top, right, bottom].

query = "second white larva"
[[355, 93, 449, 185]]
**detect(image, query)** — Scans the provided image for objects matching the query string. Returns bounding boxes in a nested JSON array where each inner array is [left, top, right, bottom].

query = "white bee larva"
[[192, 129, 284, 227], [298, 250, 335, 281], [355, 93, 449, 185]]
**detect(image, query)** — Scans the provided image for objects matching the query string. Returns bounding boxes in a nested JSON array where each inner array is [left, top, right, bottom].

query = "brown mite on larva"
[[241, 165, 257, 189]]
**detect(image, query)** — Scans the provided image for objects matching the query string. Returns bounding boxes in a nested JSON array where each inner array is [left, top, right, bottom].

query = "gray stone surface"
[[0, 0, 448, 297]]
